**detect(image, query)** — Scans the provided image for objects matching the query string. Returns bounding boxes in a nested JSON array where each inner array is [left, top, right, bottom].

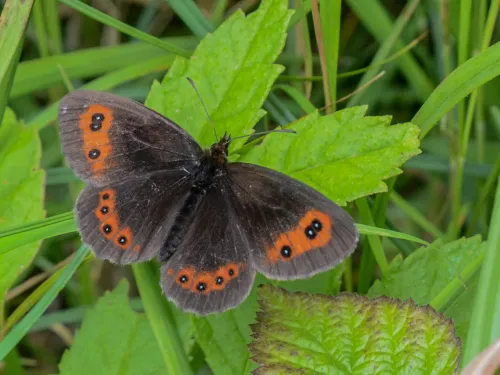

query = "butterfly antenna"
[[226, 129, 296, 144], [187, 77, 218, 142]]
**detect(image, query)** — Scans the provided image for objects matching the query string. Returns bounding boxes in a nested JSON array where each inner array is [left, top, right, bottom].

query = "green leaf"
[[59, 280, 170, 375], [368, 236, 484, 342], [0, 0, 35, 121], [154, 0, 293, 149], [239, 107, 421, 205], [0, 108, 45, 317], [251, 286, 461, 374], [191, 267, 345, 375]]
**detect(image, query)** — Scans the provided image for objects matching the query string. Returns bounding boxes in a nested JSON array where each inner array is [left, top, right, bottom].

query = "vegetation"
[[0, 0, 499, 374]]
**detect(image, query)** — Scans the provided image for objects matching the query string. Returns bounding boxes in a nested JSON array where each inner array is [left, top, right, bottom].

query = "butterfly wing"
[[59, 90, 202, 185], [161, 184, 255, 315], [59, 91, 203, 264], [226, 163, 358, 280]]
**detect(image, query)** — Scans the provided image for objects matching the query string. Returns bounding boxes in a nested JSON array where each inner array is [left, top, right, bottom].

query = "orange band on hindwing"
[[95, 188, 138, 251], [79, 104, 113, 177], [265, 209, 332, 264], [172, 263, 243, 295]]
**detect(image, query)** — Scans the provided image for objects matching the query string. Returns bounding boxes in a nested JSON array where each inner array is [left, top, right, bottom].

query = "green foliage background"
[[0, 0, 499, 374]]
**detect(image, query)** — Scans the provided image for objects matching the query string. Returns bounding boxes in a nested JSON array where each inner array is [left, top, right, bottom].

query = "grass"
[[0, 0, 499, 373]]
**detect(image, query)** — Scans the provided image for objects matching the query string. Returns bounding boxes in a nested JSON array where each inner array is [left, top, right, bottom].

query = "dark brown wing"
[[59, 90, 202, 186], [161, 183, 255, 315], [226, 163, 358, 280]]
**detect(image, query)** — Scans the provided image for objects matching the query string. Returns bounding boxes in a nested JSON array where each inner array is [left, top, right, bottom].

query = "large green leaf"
[[368, 236, 484, 342], [59, 280, 170, 375], [239, 107, 421, 205], [0, 109, 45, 318], [250, 286, 461, 374], [151, 0, 293, 149]]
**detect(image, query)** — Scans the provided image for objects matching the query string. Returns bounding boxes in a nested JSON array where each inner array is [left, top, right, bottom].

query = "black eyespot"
[[118, 236, 127, 245], [228, 269, 235, 276], [103, 224, 112, 234], [92, 113, 104, 122], [90, 122, 102, 131], [102, 193, 110, 200], [281, 245, 292, 258], [305, 226, 317, 239], [88, 149, 101, 159], [216, 276, 224, 285], [196, 282, 207, 292], [179, 275, 188, 284], [312, 219, 322, 231], [100, 206, 109, 214]]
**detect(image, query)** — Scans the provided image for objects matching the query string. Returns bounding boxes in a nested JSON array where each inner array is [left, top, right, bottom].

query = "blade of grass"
[[0, 0, 35, 121], [11, 36, 194, 98], [310, 0, 331, 111], [0, 212, 76, 256], [43, 0, 63, 55], [318, 0, 341, 112], [166, 0, 215, 38], [32, 0, 50, 57], [132, 263, 193, 375], [58, 0, 190, 56], [0, 245, 89, 361], [413, 41, 500, 139], [28, 55, 173, 130], [463, 175, 500, 365], [345, 0, 434, 102], [356, 199, 390, 276], [272, 84, 316, 114], [348, 0, 422, 107], [390, 191, 444, 238], [356, 223, 429, 246]]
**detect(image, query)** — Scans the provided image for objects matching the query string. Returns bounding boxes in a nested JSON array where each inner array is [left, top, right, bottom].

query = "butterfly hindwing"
[[76, 170, 195, 264], [227, 163, 358, 280], [161, 184, 255, 315], [59, 90, 203, 185]]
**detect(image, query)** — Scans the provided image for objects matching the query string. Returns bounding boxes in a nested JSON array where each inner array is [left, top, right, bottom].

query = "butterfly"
[[58, 90, 359, 315]]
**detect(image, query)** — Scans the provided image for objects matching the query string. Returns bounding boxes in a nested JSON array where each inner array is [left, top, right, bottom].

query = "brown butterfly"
[[59, 90, 358, 315]]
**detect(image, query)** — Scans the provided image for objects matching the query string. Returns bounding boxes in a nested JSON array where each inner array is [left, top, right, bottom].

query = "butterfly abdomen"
[[158, 153, 224, 262]]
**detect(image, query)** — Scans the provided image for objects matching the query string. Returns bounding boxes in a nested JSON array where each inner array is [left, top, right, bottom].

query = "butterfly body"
[[59, 90, 358, 315]]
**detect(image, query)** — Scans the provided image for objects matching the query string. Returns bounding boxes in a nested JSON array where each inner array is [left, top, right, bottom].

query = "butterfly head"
[[210, 133, 231, 166]]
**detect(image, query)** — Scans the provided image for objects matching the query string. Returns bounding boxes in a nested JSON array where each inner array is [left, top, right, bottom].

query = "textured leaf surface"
[[368, 236, 484, 341], [251, 286, 461, 375], [59, 280, 169, 375], [239, 108, 421, 205], [193, 267, 345, 375], [149, 0, 293, 149], [0, 108, 45, 314]]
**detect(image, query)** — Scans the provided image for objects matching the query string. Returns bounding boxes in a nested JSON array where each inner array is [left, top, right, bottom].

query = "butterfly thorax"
[[157, 135, 231, 262]]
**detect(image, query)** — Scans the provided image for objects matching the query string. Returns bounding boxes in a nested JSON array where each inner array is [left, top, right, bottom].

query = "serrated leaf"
[[150, 0, 293, 149], [239, 108, 421, 204], [59, 280, 170, 375], [368, 236, 484, 342], [192, 267, 345, 375], [0, 108, 45, 316], [251, 286, 461, 375]]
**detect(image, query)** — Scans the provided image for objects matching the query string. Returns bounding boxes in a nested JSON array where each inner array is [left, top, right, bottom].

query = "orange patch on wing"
[[79, 104, 114, 177], [114, 226, 133, 249], [191, 272, 215, 295], [265, 209, 332, 264], [132, 245, 141, 252], [100, 213, 119, 240], [95, 189, 116, 219], [173, 263, 245, 293], [175, 267, 196, 289]]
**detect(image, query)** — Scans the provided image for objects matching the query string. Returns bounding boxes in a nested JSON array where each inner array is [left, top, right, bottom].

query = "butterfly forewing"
[[58, 90, 203, 186]]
